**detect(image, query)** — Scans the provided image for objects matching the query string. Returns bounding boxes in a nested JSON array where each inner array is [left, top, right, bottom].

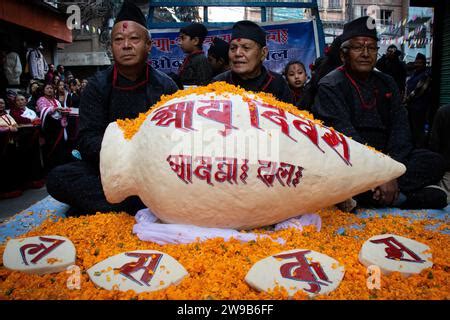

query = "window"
[[380, 10, 393, 25], [354, 6, 368, 18], [362, 7, 367, 16], [317, 0, 324, 9], [328, 0, 341, 9]]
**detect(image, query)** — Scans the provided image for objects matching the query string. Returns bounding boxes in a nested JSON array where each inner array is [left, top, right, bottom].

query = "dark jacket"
[[405, 67, 433, 147], [312, 68, 413, 164], [405, 67, 432, 111], [290, 86, 306, 109], [78, 64, 178, 165], [429, 104, 450, 170], [376, 55, 407, 93], [178, 51, 213, 86], [212, 66, 293, 104], [66, 92, 80, 109]]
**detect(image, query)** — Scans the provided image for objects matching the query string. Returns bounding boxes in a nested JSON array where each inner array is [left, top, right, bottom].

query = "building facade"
[[0, 0, 71, 91], [350, 0, 405, 24], [318, 0, 348, 43]]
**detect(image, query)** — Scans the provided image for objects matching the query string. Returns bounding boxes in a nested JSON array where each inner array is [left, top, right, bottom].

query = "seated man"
[[46, 1, 178, 215], [312, 16, 447, 209], [212, 20, 293, 104], [429, 104, 450, 203]]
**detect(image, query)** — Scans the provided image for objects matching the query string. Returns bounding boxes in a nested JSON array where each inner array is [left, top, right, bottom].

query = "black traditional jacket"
[[312, 67, 413, 164], [78, 63, 178, 165], [212, 66, 294, 104]]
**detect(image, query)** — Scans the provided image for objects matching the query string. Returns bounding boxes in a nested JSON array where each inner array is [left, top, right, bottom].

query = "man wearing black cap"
[[207, 37, 230, 77], [312, 16, 447, 210], [178, 22, 213, 86], [212, 20, 293, 104], [405, 52, 432, 148], [376, 44, 407, 97], [46, 0, 178, 215]]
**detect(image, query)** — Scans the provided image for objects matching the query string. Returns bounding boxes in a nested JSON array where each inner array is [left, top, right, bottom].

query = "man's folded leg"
[[398, 149, 447, 209], [46, 161, 145, 216]]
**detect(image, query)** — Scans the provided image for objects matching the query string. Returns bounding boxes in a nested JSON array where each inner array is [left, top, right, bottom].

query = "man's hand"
[[372, 179, 399, 206]]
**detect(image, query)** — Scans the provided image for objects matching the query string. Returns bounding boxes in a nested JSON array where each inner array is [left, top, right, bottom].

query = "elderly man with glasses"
[[312, 16, 447, 210]]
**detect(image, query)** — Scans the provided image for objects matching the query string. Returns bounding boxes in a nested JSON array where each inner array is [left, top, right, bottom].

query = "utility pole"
[[347, 0, 353, 21], [401, 0, 409, 57]]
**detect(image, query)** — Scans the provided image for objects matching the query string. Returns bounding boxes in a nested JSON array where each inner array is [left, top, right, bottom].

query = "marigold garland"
[[0, 208, 448, 300], [116, 82, 318, 140], [115, 82, 386, 158]]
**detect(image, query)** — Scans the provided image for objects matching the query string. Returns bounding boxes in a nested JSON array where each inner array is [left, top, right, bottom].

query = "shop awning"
[[0, 0, 72, 43]]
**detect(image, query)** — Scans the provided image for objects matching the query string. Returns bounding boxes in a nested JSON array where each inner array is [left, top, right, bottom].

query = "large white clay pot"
[[100, 84, 405, 229]]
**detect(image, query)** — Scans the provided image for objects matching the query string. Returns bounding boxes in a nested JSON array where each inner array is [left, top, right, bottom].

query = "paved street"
[[0, 187, 48, 223]]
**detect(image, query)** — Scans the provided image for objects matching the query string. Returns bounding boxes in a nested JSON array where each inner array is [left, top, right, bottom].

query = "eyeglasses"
[[345, 44, 379, 54]]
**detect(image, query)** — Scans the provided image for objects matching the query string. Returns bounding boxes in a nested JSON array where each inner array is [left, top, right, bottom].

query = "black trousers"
[[408, 107, 429, 148], [46, 161, 145, 216], [397, 148, 446, 193], [41, 118, 72, 173], [15, 126, 44, 182], [0, 133, 21, 192], [355, 148, 446, 207]]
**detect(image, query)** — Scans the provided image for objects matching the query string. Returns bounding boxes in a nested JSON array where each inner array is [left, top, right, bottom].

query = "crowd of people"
[[2, 1, 449, 214], [0, 61, 88, 199]]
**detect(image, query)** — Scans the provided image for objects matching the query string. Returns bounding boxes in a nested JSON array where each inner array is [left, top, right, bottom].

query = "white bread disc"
[[245, 249, 345, 297], [87, 250, 188, 293], [359, 234, 432, 277], [3, 235, 76, 275]]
